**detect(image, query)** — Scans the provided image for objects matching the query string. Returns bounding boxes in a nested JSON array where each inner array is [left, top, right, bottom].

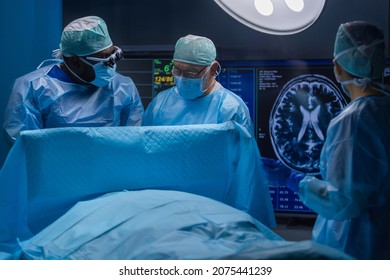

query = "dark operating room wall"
[[0, 0, 62, 168], [62, 0, 389, 60]]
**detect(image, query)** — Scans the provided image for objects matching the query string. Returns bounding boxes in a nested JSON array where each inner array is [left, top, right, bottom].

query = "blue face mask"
[[174, 66, 216, 100], [334, 71, 351, 98], [80, 58, 116, 87], [174, 76, 205, 100], [334, 69, 372, 98]]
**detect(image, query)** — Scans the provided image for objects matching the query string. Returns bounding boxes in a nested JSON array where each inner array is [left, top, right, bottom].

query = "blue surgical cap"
[[173, 34, 216, 66], [334, 21, 386, 80], [60, 16, 113, 57]]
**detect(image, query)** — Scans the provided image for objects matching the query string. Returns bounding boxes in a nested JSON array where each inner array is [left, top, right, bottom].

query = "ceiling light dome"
[[214, 0, 326, 35]]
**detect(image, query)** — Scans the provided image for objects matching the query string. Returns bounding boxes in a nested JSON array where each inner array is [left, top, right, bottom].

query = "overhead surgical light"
[[284, 0, 305, 12], [213, 0, 326, 35], [254, 0, 274, 16]]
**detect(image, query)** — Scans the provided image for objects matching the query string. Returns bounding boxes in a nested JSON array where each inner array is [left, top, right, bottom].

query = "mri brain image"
[[269, 74, 348, 174]]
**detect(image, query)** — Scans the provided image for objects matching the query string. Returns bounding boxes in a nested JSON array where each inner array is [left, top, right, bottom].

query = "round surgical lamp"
[[213, 0, 326, 35]]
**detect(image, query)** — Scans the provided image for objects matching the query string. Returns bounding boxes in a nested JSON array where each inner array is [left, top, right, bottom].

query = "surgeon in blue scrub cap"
[[298, 21, 390, 259], [142, 34, 253, 134], [3, 16, 144, 141]]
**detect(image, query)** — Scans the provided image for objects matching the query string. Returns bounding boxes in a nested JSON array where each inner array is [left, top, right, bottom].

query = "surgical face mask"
[[339, 83, 351, 98], [334, 67, 373, 98], [174, 76, 205, 100], [174, 67, 214, 100], [80, 58, 117, 87], [334, 70, 351, 98]]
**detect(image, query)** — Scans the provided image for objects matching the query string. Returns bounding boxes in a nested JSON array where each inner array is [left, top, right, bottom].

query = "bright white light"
[[214, 0, 326, 35], [254, 0, 274, 16], [284, 0, 304, 12]]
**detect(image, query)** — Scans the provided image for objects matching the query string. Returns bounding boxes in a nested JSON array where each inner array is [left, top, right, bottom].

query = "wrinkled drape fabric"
[[19, 190, 351, 260]]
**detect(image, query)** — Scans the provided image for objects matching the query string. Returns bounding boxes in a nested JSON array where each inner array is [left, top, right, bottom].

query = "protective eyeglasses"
[[171, 66, 207, 78], [85, 46, 124, 68]]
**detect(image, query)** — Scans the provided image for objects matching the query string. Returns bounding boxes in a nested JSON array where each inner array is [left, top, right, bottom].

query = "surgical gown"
[[142, 82, 254, 134], [3, 64, 144, 140], [299, 95, 390, 259]]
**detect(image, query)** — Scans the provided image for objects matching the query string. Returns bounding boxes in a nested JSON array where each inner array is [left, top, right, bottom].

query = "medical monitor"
[[116, 48, 174, 108], [383, 59, 390, 85], [218, 59, 350, 217]]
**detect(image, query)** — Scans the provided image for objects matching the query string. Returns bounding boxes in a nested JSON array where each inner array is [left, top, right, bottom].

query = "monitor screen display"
[[116, 51, 174, 108], [218, 60, 350, 216], [383, 59, 390, 85]]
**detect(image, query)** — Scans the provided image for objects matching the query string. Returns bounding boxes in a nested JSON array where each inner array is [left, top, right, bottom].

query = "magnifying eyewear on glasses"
[[85, 46, 124, 68]]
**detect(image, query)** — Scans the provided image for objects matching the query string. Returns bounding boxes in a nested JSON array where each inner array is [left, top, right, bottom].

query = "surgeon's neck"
[[59, 63, 82, 84], [349, 84, 383, 101], [203, 78, 216, 96]]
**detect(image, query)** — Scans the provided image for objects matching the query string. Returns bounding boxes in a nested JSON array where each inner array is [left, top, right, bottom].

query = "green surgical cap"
[[60, 16, 113, 57], [334, 21, 386, 79], [173, 34, 216, 66]]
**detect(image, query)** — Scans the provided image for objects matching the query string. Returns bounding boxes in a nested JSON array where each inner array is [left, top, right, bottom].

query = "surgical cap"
[[173, 34, 216, 66], [334, 21, 386, 80], [60, 16, 113, 57]]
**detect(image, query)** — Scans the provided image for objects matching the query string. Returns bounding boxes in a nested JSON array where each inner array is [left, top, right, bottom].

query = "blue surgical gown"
[[142, 82, 254, 134], [299, 95, 390, 259], [3, 64, 144, 140]]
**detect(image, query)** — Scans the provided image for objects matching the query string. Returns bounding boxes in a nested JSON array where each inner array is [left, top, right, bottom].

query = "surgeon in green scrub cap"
[[60, 15, 114, 58], [298, 21, 390, 260], [143, 34, 254, 135], [332, 21, 387, 98], [3, 16, 144, 141], [142, 34, 275, 229]]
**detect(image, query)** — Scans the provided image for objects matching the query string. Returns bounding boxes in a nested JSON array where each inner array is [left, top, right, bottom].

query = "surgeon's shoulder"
[[338, 96, 384, 122], [143, 87, 173, 105], [12, 66, 54, 90], [354, 95, 390, 126], [112, 72, 136, 86], [328, 96, 377, 134], [218, 87, 249, 109], [154, 87, 173, 99], [14, 66, 51, 83]]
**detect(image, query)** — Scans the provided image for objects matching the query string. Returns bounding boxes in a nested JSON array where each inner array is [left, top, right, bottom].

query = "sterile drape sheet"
[[0, 122, 276, 257], [19, 189, 351, 260]]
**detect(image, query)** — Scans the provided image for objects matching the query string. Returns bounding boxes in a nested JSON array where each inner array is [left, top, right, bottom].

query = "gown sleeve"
[[3, 78, 44, 141]]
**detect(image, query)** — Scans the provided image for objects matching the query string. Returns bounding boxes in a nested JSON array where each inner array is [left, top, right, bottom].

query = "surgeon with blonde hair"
[[299, 21, 390, 259], [3, 15, 144, 141]]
